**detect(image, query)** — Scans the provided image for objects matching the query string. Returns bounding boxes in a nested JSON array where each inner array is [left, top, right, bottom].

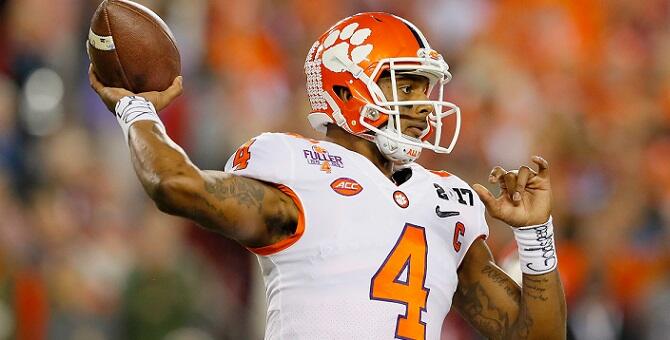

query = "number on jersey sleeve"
[[232, 139, 256, 170], [370, 223, 429, 340]]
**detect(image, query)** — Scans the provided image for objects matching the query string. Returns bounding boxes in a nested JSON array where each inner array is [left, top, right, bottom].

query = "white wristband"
[[513, 216, 557, 275], [114, 96, 166, 142]]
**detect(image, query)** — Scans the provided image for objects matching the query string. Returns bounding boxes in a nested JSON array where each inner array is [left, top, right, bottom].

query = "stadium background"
[[1, 0, 670, 339]]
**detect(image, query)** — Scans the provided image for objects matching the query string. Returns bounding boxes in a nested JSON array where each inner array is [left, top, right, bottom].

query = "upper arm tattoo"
[[202, 175, 297, 241], [453, 239, 527, 339], [454, 280, 509, 336], [454, 264, 521, 338], [204, 175, 266, 211], [482, 265, 520, 300]]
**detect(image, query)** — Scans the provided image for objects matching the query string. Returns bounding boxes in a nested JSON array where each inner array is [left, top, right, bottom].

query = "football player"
[[90, 12, 565, 339]]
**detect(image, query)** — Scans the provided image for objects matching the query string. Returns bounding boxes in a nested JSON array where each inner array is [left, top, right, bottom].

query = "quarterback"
[[90, 12, 566, 339]]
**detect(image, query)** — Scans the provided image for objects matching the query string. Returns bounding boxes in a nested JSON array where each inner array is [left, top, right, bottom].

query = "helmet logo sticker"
[[418, 48, 443, 61], [393, 190, 410, 208], [321, 23, 373, 73]]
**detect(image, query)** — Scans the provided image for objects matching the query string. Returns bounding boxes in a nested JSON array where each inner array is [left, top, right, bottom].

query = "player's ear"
[[333, 86, 352, 103]]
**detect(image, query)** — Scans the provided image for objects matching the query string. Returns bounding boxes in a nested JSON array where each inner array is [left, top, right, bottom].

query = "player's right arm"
[[89, 67, 297, 248], [129, 121, 298, 247]]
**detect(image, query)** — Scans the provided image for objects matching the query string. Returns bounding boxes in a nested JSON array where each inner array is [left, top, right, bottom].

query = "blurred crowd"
[[1, 0, 670, 339]]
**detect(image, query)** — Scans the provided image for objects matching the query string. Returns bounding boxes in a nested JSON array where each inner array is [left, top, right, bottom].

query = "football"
[[87, 0, 181, 93]]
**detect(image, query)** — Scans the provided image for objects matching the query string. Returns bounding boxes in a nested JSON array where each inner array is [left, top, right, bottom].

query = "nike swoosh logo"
[[435, 206, 460, 218]]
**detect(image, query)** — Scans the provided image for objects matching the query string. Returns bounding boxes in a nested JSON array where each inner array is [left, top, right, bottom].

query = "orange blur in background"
[[0, 0, 669, 339]]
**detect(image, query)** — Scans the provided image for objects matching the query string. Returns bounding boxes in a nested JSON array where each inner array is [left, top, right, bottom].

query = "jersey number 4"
[[370, 223, 429, 340]]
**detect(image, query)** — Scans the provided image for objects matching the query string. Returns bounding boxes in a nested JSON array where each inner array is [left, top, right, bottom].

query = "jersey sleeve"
[[455, 182, 491, 268], [224, 133, 296, 186]]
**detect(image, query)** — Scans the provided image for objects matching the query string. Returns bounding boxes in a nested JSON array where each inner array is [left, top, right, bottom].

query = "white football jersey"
[[224, 133, 489, 340]]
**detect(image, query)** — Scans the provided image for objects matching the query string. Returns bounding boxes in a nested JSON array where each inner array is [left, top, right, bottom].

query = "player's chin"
[[403, 127, 424, 139]]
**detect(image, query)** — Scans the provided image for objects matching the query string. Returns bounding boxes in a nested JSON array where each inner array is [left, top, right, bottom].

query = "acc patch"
[[331, 177, 363, 196]]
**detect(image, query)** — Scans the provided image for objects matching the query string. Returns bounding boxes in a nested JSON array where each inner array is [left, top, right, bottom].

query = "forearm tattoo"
[[507, 276, 557, 339], [523, 276, 549, 301]]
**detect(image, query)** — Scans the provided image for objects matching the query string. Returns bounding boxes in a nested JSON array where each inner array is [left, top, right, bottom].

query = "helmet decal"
[[321, 24, 373, 72], [305, 23, 374, 112]]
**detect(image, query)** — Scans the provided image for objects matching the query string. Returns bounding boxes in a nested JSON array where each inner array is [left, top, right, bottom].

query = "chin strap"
[[374, 124, 422, 165]]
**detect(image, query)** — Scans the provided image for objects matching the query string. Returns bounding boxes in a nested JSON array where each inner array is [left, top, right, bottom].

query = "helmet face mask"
[[360, 56, 461, 156], [305, 12, 462, 164]]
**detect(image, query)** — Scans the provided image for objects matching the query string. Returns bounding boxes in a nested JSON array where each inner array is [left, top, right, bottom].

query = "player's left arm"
[[453, 156, 566, 339], [454, 239, 565, 339]]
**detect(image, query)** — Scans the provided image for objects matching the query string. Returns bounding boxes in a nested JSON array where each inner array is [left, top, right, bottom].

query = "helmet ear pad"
[[333, 85, 352, 103], [329, 84, 389, 133]]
